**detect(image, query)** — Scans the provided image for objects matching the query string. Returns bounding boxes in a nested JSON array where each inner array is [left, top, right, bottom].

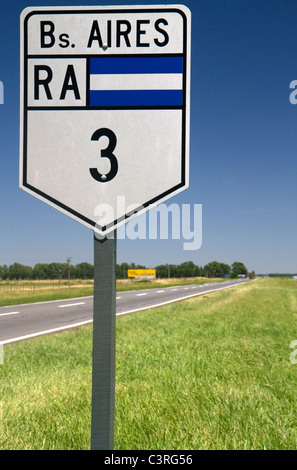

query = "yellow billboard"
[[128, 269, 156, 279]]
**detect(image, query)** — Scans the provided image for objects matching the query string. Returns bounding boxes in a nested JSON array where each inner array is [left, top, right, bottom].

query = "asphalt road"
[[0, 278, 251, 344]]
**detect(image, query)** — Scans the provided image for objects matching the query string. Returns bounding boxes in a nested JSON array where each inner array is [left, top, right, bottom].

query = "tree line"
[[0, 260, 251, 280]]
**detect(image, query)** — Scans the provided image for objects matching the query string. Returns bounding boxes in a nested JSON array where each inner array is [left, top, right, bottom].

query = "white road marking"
[[58, 302, 85, 308], [0, 311, 19, 317], [157, 290, 164, 293], [1, 320, 93, 345], [136, 293, 147, 296], [0, 295, 92, 309]]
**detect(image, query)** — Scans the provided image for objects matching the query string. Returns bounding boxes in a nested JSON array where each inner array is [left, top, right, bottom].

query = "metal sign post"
[[91, 232, 116, 450]]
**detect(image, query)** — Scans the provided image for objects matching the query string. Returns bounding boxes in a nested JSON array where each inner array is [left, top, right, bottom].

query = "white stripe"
[[0, 295, 92, 310], [90, 73, 182, 91], [1, 320, 93, 345], [58, 302, 85, 308], [0, 311, 19, 317]]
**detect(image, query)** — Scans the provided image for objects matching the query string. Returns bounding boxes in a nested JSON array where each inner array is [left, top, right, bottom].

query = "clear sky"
[[1, 0, 297, 274]]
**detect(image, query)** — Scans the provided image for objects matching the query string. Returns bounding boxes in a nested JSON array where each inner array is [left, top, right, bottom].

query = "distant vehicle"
[[249, 275, 254, 279]]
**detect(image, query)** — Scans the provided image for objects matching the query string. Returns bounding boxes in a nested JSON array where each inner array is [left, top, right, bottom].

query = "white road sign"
[[20, 5, 191, 235]]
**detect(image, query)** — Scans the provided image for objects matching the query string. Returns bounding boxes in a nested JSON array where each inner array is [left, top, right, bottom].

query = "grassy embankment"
[[1, 277, 297, 449]]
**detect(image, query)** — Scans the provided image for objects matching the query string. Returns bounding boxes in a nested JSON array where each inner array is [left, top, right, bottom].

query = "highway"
[[0, 278, 251, 344]]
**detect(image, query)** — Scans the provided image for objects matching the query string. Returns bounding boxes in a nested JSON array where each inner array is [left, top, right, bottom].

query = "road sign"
[[20, 5, 191, 236], [20, 4, 191, 451], [128, 268, 156, 278]]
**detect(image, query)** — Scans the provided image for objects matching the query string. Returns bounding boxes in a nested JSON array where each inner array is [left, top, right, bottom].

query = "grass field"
[[1, 277, 297, 449], [0, 277, 222, 307]]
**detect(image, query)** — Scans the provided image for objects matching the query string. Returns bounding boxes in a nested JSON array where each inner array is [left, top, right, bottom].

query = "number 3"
[[90, 128, 118, 183]]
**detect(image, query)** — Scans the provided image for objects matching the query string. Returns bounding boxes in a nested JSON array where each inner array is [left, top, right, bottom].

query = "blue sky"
[[1, 0, 297, 274]]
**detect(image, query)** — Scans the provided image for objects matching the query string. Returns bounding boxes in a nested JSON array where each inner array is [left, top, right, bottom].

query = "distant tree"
[[9, 262, 32, 280], [74, 262, 94, 279], [119, 262, 130, 279], [203, 261, 230, 278], [0, 259, 251, 281], [116, 264, 122, 279], [203, 261, 220, 277], [0, 265, 9, 280], [178, 261, 199, 277], [32, 263, 50, 279], [156, 264, 172, 278], [169, 265, 179, 278], [219, 263, 231, 277], [47, 262, 65, 279], [231, 261, 248, 276]]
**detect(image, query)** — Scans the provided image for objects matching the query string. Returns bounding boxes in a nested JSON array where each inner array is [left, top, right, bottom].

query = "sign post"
[[91, 233, 117, 450], [20, 5, 191, 450]]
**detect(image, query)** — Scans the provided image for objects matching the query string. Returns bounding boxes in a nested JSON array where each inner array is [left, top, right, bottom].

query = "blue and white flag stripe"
[[90, 56, 183, 74], [89, 56, 183, 107]]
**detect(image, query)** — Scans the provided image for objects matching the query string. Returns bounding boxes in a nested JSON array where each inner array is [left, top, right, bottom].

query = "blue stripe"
[[89, 90, 183, 107], [90, 57, 183, 75]]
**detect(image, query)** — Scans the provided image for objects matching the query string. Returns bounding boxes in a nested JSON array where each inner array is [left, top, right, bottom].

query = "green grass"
[[0, 279, 94, 307], [0, 286, 94, 307], [0, 329, 92, 449], [1, 277, 297, 449]]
